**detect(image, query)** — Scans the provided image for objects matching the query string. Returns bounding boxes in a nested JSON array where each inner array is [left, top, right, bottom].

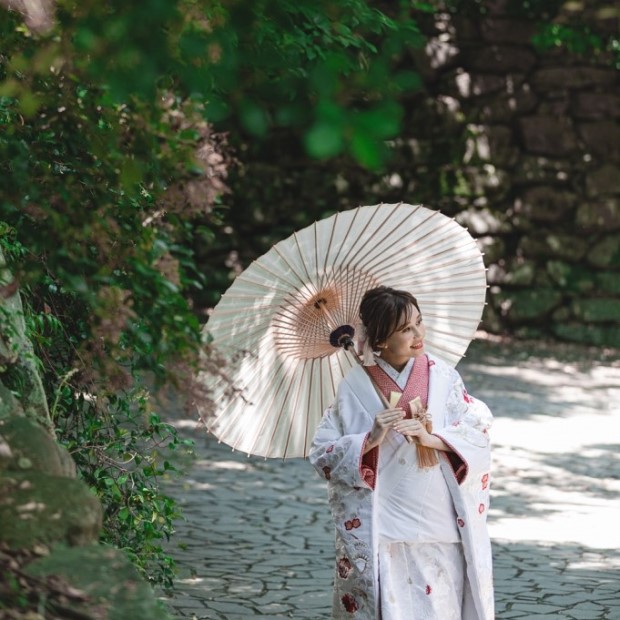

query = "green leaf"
[[304, 122, 344, 158], [239, 101, 269, 137], [350, 132, 384, 169]]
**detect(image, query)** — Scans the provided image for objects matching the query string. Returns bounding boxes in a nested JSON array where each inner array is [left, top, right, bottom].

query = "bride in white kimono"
[[310, 286, 494, 620]]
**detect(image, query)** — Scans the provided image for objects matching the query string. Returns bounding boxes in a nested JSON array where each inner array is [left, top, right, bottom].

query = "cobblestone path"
[[160, 341, 620, 619]]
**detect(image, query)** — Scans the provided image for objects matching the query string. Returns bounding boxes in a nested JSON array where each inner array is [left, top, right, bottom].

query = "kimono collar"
[[367, 355, 430, 418], [375, 356, 414, 388]]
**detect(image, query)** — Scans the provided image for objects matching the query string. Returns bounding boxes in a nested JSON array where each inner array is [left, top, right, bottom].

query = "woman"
[[309, 286, 494, 619]]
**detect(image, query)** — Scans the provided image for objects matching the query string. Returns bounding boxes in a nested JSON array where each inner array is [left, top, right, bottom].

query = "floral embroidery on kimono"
[[309, 354, 494, 620]]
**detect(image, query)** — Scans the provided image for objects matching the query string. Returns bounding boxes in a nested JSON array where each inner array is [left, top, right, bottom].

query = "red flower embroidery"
[[463, 389, 474, 404], [452, 421, 460, 427], [322, 466, 331, 480], [481, 473, 489, 490], [337, 557, 352, 579], [478, 503, 485, 514], [342, 593, 358, 613], [426, 584, 432, 595], [457, 518, 465, 527], [429, 360, 436, 367], [326, 445, 334, 453], [344, 517, 361, 530]]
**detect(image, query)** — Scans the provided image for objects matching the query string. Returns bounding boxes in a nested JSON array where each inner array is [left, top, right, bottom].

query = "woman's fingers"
[[394, 420, 424, 435], [369, 409, 408, 447], [376, 408, 405, 427]]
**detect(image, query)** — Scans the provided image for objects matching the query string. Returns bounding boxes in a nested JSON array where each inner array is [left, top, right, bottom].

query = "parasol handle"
[[341, 336, 414, 446]]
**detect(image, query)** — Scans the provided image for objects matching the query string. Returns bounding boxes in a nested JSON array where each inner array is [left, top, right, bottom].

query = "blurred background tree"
[[0, 0, 427, 587]]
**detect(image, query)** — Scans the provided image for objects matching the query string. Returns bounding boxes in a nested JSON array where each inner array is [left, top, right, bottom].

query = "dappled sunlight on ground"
[[160, 339, 620, 619]]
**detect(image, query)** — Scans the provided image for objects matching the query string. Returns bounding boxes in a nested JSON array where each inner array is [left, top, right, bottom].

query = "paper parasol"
[[199, 203, 487, 458]]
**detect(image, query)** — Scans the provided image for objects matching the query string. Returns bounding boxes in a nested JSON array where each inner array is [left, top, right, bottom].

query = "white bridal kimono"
[[309, 354, 494, 619]]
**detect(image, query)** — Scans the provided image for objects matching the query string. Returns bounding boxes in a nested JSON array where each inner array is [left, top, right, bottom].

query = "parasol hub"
[[329, 324, 355, 350]]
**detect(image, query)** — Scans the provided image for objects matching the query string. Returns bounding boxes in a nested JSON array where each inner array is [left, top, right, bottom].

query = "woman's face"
[[378, 305, 426, 370]]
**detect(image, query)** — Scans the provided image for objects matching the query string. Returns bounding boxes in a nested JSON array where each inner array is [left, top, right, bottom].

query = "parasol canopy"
[[199, 203, 487, 458]]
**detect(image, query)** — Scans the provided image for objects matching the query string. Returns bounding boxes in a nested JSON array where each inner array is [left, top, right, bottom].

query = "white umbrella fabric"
[[199, 203, 487, 458]]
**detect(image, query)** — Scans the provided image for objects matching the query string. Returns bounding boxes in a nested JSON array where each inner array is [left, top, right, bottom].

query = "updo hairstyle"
[[359, 286, 421, 350]]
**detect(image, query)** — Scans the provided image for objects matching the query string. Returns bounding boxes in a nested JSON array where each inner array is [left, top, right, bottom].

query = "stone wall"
[[407, 2, 620, 347]]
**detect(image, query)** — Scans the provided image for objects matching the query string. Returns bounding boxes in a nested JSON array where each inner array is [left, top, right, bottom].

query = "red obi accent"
[[360, 436, 378, 490], [457, 518, 465, 527], [366, 355, 430, 418], [446, 451, 467, 484]]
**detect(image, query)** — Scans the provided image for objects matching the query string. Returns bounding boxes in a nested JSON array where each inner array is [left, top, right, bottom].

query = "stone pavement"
[[159, 340, 620, 619]]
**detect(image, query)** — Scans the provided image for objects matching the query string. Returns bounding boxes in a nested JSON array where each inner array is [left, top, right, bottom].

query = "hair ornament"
[[357, 324, 377, 366]]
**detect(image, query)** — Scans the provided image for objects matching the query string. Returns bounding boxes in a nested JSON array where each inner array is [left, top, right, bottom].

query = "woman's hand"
[[364, 408, 405, 453], [393, 417, 452, 452], [393, 418, 431, 443]]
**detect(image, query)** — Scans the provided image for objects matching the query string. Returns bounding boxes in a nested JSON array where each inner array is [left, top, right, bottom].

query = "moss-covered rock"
[[0, 255, 52, 432], [504, 259, 536, 286], [0, 433, 12, 472], [585, 164, 620, 197], [596, 272, 620, 295], [25, 544, 171, 620], [519, 233, 589, 261], [546, 261, 596, 293], [0, 383, 24, 420], [0, 472, 102, 549], [503, 289, 563, 322], [519, 186, 576, 223], [571, 298, 620, 323], [553, 322, 620, 348], [0, 416, 76, 477], [588, 235, 620, 268], [576, 198, 620, 232]]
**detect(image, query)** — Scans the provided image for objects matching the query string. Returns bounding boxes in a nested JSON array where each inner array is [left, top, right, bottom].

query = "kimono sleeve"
[[309, 402, 375, 490], [433, 369, 493, 485]]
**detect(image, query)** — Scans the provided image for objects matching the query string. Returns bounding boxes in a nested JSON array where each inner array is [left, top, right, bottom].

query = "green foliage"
[[0, 0, 429, 589], [53, 386, 191, 589], [533, 23, 620, 69], [0, 567, 29, 612], [446, 0, 619, 69], [187, 0, 424, 166], [0, 17, 205, 577], [15, 288, 194, 588]]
